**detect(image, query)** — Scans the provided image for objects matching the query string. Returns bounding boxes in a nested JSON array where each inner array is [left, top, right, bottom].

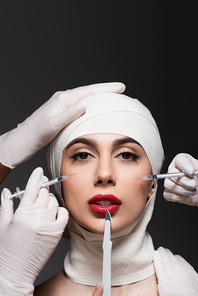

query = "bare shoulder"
[[34, 270, 66, 296], [34, 270, 96, 296]]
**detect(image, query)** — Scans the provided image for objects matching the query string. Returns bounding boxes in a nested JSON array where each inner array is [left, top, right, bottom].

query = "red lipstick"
[[88, 194, 121, 215]]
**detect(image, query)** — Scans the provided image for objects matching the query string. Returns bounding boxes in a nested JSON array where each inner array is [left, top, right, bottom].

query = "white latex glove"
[[164, 153, 198, 206], [0, 82, 125, 168], [154, 247, 198, 296], [0, 167, 68, 296]]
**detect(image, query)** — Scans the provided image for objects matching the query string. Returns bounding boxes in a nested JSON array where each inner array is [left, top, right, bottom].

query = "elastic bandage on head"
[[48, 92, 164, 206]]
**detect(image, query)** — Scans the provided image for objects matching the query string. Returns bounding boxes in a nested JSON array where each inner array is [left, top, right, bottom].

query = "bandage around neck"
[[48, 92, 164, 206], [64, 192, 156, 286]]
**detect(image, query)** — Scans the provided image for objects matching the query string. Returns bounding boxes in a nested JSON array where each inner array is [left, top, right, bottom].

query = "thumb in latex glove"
[[154, 247, 198, 296], [164, 153, 198, 206], [0, 82, 125, 168], [0, 167, 68, 295]]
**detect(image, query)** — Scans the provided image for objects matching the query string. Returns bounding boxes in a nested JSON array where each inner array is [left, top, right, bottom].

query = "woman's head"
[[48, 92, 164, 233], [60, 133, 156, 234]]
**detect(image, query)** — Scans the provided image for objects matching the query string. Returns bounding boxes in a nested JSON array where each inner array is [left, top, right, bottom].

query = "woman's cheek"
[[62, 176, 87, 204], [132, 179, 152, 200]]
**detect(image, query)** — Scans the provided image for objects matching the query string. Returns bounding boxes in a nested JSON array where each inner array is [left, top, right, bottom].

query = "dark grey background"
[[0, 0, 197, 286]]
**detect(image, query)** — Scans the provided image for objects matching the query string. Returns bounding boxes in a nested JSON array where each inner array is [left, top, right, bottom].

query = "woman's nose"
[[94, 157, 116, 186]]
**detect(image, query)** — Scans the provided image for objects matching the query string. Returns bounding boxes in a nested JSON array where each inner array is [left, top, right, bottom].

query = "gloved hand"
[[0, 82, 125, 168], [0, 167, 68, 296], [154, 247, 198, 296], [163, 153, 198, 206]]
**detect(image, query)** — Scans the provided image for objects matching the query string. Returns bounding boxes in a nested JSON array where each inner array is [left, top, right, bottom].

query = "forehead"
[[65, 133, 141, 150]]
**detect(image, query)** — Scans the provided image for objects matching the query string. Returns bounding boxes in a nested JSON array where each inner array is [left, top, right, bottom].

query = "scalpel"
[[102, 210, 112, 296]]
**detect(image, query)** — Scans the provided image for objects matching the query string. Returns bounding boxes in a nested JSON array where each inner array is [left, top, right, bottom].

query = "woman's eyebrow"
[[113, 137, 140, 146], [66, 138, 97, 150]]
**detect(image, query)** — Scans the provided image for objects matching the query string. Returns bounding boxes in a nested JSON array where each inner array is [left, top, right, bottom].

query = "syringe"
[[139, 171, 198, 181], [8, 174, 76, 200]]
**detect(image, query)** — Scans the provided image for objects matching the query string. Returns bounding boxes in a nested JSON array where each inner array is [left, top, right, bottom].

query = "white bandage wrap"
[[48, 92, 164, 286], [48, 92, 164, 205]]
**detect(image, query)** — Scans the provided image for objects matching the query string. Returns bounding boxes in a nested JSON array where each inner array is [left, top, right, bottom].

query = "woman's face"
[[61, 133, 155, 234]]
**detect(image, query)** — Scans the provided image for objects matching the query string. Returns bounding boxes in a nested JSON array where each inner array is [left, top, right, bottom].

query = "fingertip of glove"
[[76, 100, 86, 110], [34, 167, 44, 174], [155, 246, 165, 255], [116, 82, 126, 93], [57, 207, 69, 222], [26, 167, 44, 187], [154, 249, 160, 258], [1, 188, 13, 205], [184, 167, 195, 177], [68, 100, 86, 113], [175, 154, 195, 177], [104, 82, 126, 93]]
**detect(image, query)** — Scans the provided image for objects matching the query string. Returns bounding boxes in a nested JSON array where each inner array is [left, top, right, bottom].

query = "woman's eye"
[[70, 152, 92, 161], [117, 151, 139, 161]]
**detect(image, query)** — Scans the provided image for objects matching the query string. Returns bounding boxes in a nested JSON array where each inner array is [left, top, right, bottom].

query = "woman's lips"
[[88, 194, 121, 215]]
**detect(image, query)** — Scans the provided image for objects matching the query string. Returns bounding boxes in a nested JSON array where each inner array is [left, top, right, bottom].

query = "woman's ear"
[[147, 181, 156, 199]]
